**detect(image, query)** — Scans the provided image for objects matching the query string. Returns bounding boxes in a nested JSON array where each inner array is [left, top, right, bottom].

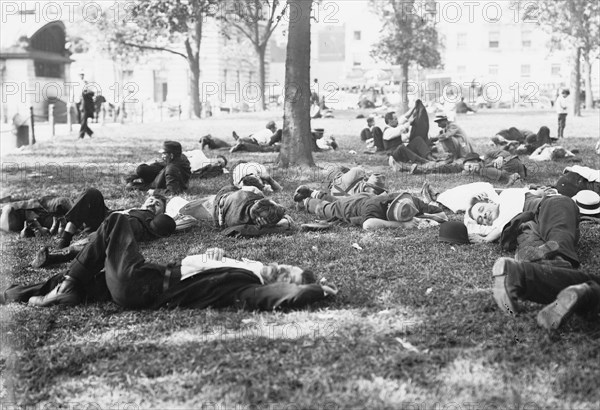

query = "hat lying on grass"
[[150, 214, 176, 237], [573, 190, 600, 218], [439, 221, 470, 244]]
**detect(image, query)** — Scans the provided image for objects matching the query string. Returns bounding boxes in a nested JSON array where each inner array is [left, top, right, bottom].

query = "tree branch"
[[121, 42, 188, 59]]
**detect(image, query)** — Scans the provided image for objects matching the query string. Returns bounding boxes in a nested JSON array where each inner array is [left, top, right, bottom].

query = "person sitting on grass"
[[360, 116, 384, 152], [2, 213, 337, 310], [126, 140, 192, 195], [297, 191, 448, 230], [0, 196, 72, 237], [293, 166, 387, 204], [455, 97, 477, 114], [389, 114, 475, 175], [382, 111, 411, 152], [229, 121, 282, 153], [31, 188, 174, 268], [386, 99, 437, 167]]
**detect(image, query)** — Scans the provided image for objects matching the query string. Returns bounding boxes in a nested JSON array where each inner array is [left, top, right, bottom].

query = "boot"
[[56, 231, 74, 249], [537, 282, 600, 330], [20, 221, 35, 238], [31, 246, 79, 268], [28, 275, 81, 307]]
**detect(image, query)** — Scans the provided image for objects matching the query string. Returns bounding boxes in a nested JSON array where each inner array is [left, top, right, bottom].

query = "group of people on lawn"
[[2, 108, 600, 333]]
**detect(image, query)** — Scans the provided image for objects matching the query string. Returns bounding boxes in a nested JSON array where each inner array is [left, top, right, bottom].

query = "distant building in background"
[[269, 0, 599, 108], [70, 18, 268, 119], [431, 1, 595, 106], [0, 8, 269, 123], [0, 13, 73, 124]]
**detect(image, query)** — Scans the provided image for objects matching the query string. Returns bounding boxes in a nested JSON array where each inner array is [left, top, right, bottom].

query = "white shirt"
[[383, 120, 409, 141], [184, 149, 211, 173], [464, 188, 527, 237], [232, 162, 269, 187], [555, 95, 569, 114], [181, 254, 265, 283], [251, 129, 274, 145]]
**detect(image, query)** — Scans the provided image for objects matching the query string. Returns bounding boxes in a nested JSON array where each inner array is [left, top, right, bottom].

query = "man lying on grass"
[[31, 188, 174, 268], [462, 185, 600, 329], [1, 213, 337, 310], [165, 183, 293, 236], [295, 190, 447, 230], [293, 165, 387, 204]]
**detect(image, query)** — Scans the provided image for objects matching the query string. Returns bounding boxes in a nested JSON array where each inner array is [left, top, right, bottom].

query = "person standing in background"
[[555, 89, 570, 139]]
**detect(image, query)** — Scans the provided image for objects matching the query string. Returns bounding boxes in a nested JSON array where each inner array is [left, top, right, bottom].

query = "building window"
[[34, 61, 62, 78], [521, 30, 532, 48], [352, 53, 362, 66], [489, 31, 500, 48], [488, 65, 499, 76], [457, 32, 467, 48], [457, 65, 466, 74], [551, 64, 561, 76], [521, 64, 531, 77], [354, 31, 361, 41]]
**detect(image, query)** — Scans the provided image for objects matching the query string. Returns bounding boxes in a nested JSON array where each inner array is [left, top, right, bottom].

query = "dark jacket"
[[213, 186, 263, 228]]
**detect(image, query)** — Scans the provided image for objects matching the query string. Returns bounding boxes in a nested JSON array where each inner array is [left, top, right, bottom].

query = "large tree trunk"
[[257, 45, 267, 111], [399, 62, 410, 114], [279, 0, 314, 168], [582, 51, 594, 110], [571, 47, 581, 117]]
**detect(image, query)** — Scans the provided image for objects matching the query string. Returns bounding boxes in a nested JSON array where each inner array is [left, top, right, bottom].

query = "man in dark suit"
[[126, 141, 192, 195]]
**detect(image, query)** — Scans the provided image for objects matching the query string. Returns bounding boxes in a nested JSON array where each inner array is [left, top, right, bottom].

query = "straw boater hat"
[[386, 192, 419, 222], [573, 190, 600, 218]]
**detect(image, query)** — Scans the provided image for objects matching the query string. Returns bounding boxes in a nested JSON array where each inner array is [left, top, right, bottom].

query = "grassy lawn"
[[1, 109, 600, 409]]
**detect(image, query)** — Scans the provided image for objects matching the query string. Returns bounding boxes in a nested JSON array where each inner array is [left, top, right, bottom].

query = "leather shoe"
[[293, 185, 313, 202], [28, 278, 81, 307], [536, 283, 592, 330], [492, 257, 521, 316], [31, 247, 49, 268]]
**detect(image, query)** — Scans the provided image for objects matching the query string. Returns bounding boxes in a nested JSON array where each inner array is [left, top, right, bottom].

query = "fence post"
[[29, 106, 36, 145], [49, 103, 55, 137], [67, 102, 72, 132], [178, 105, 181, 120]]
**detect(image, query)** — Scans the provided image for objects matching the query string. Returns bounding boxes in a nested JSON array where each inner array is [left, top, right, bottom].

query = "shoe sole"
[[492, 258, 519, 316], [536, 288, 580, 330], [28, 294, 81, 307], [30, 247, 49, 268]]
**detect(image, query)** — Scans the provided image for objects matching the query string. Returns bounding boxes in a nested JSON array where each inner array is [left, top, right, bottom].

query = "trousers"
[[68, 213, 179, 308]]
